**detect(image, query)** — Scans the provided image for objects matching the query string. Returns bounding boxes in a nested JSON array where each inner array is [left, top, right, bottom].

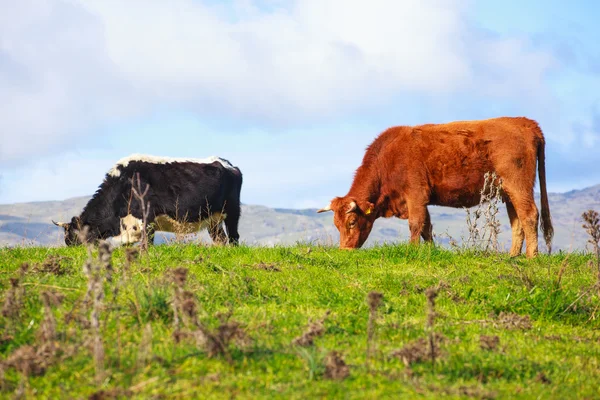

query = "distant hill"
[[1, 185, 599, 252]]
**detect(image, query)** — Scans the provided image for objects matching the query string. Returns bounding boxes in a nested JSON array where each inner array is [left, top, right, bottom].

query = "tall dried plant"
[[2, 263, 29, 323], [582, 210, 600, 284], [464, 171, 503, 253], [78, 227, 113, 386], [366, 291, 383, 370], [136, 323, 153, 371], [171, 267, 188, 342], [425, 286, 439, 371], [169, 267, 247, 361], [131, 172, 151, 253]]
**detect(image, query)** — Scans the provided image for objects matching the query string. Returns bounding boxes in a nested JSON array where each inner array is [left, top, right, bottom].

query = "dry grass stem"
[[480, 335, 500, 351], [324, 351, 350, 380], [2, 263, 29, 321], [131, 172, 151, 252], [137, 323, 153, 370], [494, 312, 532, 330], [391, 334, 446, 367], [463, 172, 504, 252], [169, 267, 247, 361], [366, 291, 383, 369], [582, 210, 600, 288], [425, 286, 439, 369], [292, 310, 330, 347]]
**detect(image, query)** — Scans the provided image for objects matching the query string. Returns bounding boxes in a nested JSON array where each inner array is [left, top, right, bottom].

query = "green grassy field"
[[1, 243, 599, 399]]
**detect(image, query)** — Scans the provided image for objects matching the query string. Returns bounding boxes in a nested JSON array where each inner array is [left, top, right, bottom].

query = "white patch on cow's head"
[[112, 214, 144, 245], [107, 154, 236, 177]]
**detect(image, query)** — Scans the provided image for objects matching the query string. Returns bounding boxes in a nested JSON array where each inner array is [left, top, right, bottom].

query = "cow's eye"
[[133, 226, 138, 231], [348, 220, 356, 228]]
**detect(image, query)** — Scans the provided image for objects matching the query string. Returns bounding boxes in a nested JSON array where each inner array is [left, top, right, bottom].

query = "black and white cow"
[[52, 154, 243, 246]]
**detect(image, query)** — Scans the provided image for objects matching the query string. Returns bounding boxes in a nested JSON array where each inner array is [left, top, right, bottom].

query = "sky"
[[1, 0, 599, 209]]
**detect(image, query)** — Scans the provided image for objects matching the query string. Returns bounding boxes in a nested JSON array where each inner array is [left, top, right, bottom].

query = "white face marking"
[[112, 214, 144, 245], [107, 154, 237, 177]]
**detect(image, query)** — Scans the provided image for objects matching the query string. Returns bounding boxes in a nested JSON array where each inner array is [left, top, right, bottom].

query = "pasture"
[[1, 241, 599, 399]]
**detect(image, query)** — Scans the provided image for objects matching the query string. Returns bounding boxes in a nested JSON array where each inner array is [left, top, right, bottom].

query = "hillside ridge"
[[1, 184, 599, 250]]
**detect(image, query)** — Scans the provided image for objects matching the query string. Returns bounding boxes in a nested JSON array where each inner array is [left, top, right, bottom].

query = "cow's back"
[[376, 117, 543, 208], [115, 159, 240, 222]]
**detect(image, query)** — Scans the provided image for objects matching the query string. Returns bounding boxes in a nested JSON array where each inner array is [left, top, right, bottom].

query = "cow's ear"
[[364, 202, 375, 216], [70, 216, 83, 229]]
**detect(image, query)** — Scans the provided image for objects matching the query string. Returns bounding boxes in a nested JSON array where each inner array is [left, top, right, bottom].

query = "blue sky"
[[1, 0, 599, 209]]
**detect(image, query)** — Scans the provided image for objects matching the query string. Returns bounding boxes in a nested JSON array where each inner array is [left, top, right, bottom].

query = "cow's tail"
[[232, 167, 243, 197], [537, 137, 554, 254], [228, 167, 243, 215]]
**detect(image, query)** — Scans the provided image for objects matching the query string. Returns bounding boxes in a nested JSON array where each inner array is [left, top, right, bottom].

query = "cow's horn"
[[52, 220, 69, 228], [346, 201, 357, 214], [317, 203, 332, 213]]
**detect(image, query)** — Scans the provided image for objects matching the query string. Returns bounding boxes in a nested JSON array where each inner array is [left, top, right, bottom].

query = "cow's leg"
[[420, 208, 433, 242], [506, 200, 524, 257], [497, 154, 540, 258], [224, 203, 241, 246], [507, 193, 539, 258], [407, 200, 428, 244]]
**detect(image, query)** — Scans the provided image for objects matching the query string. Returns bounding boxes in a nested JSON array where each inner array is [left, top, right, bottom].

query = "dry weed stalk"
[[131, 172, 151, 252], [2, 263, 28, 321], [78, 230, 113, 385], [2, 290, 65, 399], [581, 209, 600, 319], [108, 245, 138, 369], [171, 267, 188, 342], [582, 210, 600, 284], [480, 335, 500, 351], [425, 286, 439, 370], [203, 310, 249, 361], [38, 291, 64, 349], [32, 256, 68, 275], [169, 267, 247, 361], [392, 337, 436, 367], [557, 212, 600, 319], [91, 258, 107, 385], [0, 363, 4, 392], [366, 291, 383, 370], [324, 351, 350, 380], [464, 172, 503, 253], [124, 247, 139, 280], [136, 323, 153, 370], [494, 312, 532, 330], [292, 310, 330, 347], [391, 284, 445, 368]]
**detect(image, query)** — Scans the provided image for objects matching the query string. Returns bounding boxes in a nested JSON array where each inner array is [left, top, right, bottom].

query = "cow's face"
[[52, 216, 88, 246], [317, 197, 375, 249], [114, 214, 143, 245]]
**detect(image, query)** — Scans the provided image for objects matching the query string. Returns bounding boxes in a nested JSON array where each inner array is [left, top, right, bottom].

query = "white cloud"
[[1, 0, 558, 165], [0, 123, 367, 206]]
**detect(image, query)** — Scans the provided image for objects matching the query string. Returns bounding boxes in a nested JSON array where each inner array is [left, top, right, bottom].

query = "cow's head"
[[113, 214, 144, 245], [317, 196, 376, 249], [52, 216, 90, 246]]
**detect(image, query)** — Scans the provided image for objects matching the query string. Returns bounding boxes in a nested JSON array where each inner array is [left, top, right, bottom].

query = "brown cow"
[[317, 117, 553, 258]]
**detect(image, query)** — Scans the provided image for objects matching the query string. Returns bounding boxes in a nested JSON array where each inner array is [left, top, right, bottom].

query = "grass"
[[0, 242, 599, 399]]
